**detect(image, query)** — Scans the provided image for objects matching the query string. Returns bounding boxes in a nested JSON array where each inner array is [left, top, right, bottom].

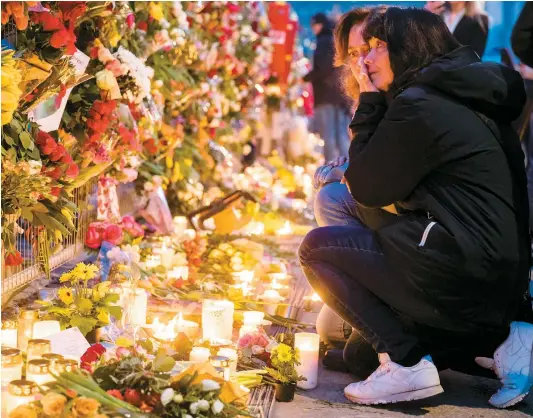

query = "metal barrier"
[[1, 179, 98, 302]]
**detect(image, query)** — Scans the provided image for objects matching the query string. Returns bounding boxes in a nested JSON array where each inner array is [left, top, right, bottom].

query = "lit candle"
[[175, 313, 199, 340], [1, 348, 23, 385], [42, 353, 64, 374], [184, 229, 196, 240], [168, 266, 189, 281], [276, 221, 293, 236], [56, 359, 78, 373], [1, 329, 18, 348], [157, 244, 175, 269], [202, 300, 234, 341], [173, 216, 188, 236], [32, 320, 61, 339], [261, 289, 284, 316], [26, 359, 54, 386], [268, 272, 288, 282], [295, 333, 320, 390], [5, 380, 37, 414], [17, 309, 39, 352], [129, 289, 148, 326], [217, 348, 238, 374], [303, 292, 323, 313], [231, 270, 254, 283], [189, 347, 211, 362]]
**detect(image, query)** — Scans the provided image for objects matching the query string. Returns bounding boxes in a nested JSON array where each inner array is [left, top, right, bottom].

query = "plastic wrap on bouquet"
[[15, 52, 53, 102], [97, 176, 121, 221], [97, 241, 116, 282], [140, 186, 173, 235]]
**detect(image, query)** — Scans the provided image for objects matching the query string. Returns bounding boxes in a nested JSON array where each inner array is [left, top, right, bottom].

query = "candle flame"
[[153, 315, 178, 340], [311, 292, 321, 302], [276, 221, 292, 236]]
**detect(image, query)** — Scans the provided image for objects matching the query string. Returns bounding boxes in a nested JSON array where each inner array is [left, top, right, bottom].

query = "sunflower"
[[78, 298, 94, 314], [72, 263, 99, 281], [59, 271, 74, 283], [58, 288, 74, 305]]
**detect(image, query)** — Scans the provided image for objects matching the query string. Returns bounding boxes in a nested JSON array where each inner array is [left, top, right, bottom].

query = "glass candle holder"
[[1, 348, 23, 385], [27, 339, 51, 361], [294, 333, 320, 390], [189, 347, 211, 363], [32, 320, 61, 339], [26, 359, 53, 386], [42, 353, 64, 374], [1, 321, 18, 348], [56, 359, 78, 373], [209, 355, 231, 381], [217, 348, 238, 374], [202, 299, 234, 341], [5, 380, 37, 414], [17, 309, 39, 351]]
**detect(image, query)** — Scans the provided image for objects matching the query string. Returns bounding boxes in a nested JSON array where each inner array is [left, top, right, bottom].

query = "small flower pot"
[[274, 382, 296, 402]]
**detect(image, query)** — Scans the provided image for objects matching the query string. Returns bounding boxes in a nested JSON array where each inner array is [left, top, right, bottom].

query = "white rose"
[[28, 160, 42, 175], [173, 394, 184, 404], [96, 69, 118, 91], [189, 401, 199, 414], [252, 345, 265, 355], [197, 400, 210, 411], [211, 399, 224, 414], [161, 388, 175, 406], [201, 379, 221, 392]]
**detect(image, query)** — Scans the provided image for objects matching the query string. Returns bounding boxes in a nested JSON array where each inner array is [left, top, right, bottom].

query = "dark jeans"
[[299, 218, 505, 370]]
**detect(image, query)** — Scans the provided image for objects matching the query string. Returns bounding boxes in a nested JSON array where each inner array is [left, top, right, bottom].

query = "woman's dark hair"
[[363, 7, 461, 94], [333, 8, 372, 100]]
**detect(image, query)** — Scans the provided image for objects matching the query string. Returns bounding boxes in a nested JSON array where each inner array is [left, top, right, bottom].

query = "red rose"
[[90, 47, 99, 59], [124, 389, 141, 406], [137, 20, 147, 31], [49, 144, 66, 161], [61, 153, 73, 164], [172, 279, 186, 289], [47, 166, 63, 180], [66, 163, 79, 178], [33, 12, 62, 31], [51, 187, 62, 197], [103, 224, 123, 245], [5, 250, 23, 267], [107, 390, 124, 401], [144, 138, 158, 155], [85, 224, 102, 249]]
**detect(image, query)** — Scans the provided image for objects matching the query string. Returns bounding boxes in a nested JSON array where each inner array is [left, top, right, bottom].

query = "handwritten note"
[[47, 327, 91, 360]]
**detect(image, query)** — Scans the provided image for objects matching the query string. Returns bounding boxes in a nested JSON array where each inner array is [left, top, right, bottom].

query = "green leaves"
[[153, 347, 176, 373], [107, 305, 123, 321], [70, 314, 98, 336]]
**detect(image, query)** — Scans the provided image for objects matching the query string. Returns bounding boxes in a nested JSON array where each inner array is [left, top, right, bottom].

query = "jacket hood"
[[413, 46, 526, 123]]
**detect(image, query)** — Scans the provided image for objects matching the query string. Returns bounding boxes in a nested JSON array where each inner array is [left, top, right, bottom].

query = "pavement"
[[272, 364, 533, 418]]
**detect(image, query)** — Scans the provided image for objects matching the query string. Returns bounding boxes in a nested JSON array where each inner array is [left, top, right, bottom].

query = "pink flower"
[[238, 334, 253, 348], [116, 347, 131, 359], [85, 224, 102, 249], [103, 224, 123, 245], [105, 60, 124, 77], [126, 13, 135, 28]]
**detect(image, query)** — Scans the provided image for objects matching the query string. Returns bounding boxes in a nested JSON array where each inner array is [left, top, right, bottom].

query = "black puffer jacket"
[[345, 46, 529, 332]]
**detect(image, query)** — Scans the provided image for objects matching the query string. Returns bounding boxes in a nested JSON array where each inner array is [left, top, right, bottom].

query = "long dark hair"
[[333, 8, 372, 101], [363, 7, 460, 94]]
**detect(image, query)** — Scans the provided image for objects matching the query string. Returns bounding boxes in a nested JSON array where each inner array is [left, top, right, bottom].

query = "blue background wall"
[[289, 1, 527, 63]]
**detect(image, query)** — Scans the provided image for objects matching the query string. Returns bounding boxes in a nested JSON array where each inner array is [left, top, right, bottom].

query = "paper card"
[[47, 327, 91, 360], [29, 49, 91, 132]]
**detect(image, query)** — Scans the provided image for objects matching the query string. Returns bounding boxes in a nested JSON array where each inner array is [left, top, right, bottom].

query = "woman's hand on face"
[[351, 57, 379, 93], [424, 1, 446, 14]]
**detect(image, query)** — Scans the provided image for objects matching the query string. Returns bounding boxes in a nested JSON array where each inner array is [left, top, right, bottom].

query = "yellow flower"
[[41, 392, 67, 416], [9, 405, 37, 418], [59, 271, 74, 283], [71, 397, 100, 418], [78, 298, 93, 314], [275, 344, 293, 363], [58, 288, 74, 305], [72, 263, 99, 281], [115, 336, 133, 348], [97, 309, 109, 325], [149, 2, 164, 20]]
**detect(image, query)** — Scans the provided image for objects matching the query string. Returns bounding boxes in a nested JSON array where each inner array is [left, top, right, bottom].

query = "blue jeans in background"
[[313, 104, 351, 162]]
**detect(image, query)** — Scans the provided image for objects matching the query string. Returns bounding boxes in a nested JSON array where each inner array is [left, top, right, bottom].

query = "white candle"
[[157, 244, 175, 268], [5, 380, 37, 414], [32, 321, 61, 339], [276, 221, 293, 236], [243, 311, 264, 327], [217, 348, 238, 374], [1, 348, 23, 385], [144, 254, 161, 270], [202, 300, 235, 341], [262, 289, 282, 304], [1, 329, 18, 348], [184, 229, 196, 240], [26, 359, 54, 386], [173, 216, 188, 235], [268, 272, 288, 282], [122, 288, 148, 326], [295, 333, 319, 390], [189, 347, 211, 362], [168, 266, 189, 280]]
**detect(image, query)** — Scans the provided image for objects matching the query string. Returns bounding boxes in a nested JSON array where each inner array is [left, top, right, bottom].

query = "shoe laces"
[[366, 362, 391, 382]]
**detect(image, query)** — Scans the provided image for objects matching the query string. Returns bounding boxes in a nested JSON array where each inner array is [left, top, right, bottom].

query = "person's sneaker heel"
[[345, 384, 444, 405]]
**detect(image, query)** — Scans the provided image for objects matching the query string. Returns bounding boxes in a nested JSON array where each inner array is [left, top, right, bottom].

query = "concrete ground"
[[272, 364, 533, 418]]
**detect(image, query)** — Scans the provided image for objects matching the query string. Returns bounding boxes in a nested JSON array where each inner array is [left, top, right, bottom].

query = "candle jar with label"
[[17, 309, 39, 351], [209, 355, 231, 381], [26, 359, 54, 386], [56, 359, 78, 373], [217, 348, 238, 374], [1, 348, 23, 386], [27, 339, 51, 361], [1, 320, 18, 348], [295, 333, 320, 390], [5, 380, 37, 414], [42, 353, 64, 374]]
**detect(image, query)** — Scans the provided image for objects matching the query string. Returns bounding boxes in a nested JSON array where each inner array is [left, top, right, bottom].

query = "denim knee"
[[299, 227, 329, 265]]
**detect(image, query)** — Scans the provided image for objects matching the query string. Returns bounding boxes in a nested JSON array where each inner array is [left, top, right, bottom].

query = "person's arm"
[[344, 92, 436, 208], [511, 2, 533, 68], [303, 37, 335, 83]]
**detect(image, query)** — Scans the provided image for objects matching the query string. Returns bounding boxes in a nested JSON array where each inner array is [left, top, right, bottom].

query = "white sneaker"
[[344, 353, 444, 405], [489, 322, 533, 408]]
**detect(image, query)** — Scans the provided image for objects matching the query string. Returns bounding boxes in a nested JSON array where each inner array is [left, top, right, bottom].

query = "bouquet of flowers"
[[38, 263, 122, 336], [238, 329, 277, 368], [264, 342, 305, 386]]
